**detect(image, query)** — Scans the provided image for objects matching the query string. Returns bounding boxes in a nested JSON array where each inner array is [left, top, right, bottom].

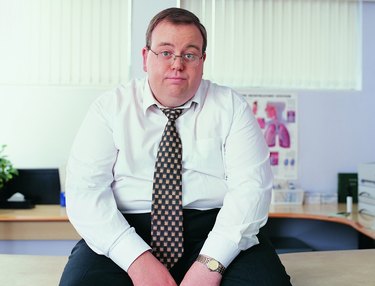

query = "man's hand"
[[128, 251, 177, 286], [180, 261, 222, 286]]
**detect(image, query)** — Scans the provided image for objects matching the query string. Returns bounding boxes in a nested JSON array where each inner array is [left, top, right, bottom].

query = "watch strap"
[[196, 254, 226, 275]]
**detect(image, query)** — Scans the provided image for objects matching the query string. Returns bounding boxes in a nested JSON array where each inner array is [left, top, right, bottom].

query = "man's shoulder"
[[201, 79, 231, 92], [89, 78, 147, 115], [200, 79, 246, 104], [115, 78, 147, 98], [96, 78, 147, 103]]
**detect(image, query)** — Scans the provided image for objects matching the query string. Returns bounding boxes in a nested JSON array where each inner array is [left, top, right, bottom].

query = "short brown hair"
[[146, 7, 207, 53]]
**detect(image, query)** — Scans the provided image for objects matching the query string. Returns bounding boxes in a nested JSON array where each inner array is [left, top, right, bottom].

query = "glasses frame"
[[147, 47, 204, 67]]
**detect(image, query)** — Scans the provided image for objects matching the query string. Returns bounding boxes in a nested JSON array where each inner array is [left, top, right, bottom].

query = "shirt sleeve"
[[65, 92, 151, 272], [199, 93, 273, 267]]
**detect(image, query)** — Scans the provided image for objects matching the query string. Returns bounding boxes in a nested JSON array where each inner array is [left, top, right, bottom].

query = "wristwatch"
[[196, 254, 226, 275]]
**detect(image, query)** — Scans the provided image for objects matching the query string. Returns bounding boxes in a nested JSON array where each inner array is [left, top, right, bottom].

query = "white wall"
[[0, 0, 374, 194], [0, 0, 175, 169], [297, 4, 375, 193], [0, 86, 104, 168]]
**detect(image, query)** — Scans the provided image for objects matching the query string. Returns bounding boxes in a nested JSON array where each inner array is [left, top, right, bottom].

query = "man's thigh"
[[59, 211, 291, 286], [59, 239, 133, 286], [221, 233, 292, 286]]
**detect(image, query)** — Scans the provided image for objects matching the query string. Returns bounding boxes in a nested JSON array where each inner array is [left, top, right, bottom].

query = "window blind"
[[0, 0, 131, 86], [181, 0, 362, 90]]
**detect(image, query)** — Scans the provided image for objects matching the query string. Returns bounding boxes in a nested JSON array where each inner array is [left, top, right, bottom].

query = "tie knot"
[[162, 108, 183, 121]]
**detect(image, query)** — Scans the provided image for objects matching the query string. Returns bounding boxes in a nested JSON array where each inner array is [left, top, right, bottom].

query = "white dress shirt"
[[65, 78, 273, 272]]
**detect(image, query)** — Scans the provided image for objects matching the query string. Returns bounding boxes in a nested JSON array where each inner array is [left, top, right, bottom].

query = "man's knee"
[[59, 240, 132, 286], [221, 234, 291, 286]]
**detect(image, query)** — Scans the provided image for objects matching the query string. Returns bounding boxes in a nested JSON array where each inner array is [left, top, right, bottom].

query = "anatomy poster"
[[242, 93, 298, 180]]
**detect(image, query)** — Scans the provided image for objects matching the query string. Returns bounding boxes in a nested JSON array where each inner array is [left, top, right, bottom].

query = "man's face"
[[142, 20, 206, 107]]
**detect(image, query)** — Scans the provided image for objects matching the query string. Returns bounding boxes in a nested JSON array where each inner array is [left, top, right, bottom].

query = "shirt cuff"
[[107, 228, 151, 272], [199, 231, 259, 267]]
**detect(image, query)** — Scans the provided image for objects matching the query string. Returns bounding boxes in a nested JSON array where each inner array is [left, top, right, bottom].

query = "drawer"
[[358, 162, 375, 186], [358, 185, 375, 201], [358, 201, 375, 217]]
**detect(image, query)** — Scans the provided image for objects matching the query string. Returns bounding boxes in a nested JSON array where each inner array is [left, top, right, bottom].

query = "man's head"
[[142, 8, 207, 108], [146, 8, 207, 54]]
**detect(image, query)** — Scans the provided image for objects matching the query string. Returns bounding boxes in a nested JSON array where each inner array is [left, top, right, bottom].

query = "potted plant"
[[0, 144, 18, 193]]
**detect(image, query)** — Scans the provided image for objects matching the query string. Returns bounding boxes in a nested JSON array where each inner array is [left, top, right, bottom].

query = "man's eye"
[[184, 54, 196, 60], [160, 51, 172, 57]]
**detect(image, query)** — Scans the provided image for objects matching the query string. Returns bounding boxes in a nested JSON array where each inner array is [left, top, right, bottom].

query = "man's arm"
[[128, 251, 177, 286], [180, 260, 222, 286], [181, 92, 272, 284], [66, 92, 151, 272]]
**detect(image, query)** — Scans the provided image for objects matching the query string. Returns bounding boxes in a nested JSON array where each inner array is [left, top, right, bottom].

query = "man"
[[60, 7, 291, 286]]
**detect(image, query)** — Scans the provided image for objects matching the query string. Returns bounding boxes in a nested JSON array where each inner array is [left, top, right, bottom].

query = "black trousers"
[[59, 209, 291, 285]]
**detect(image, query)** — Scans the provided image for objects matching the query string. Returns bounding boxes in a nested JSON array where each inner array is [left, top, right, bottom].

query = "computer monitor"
[[1, 168, 61, 205]]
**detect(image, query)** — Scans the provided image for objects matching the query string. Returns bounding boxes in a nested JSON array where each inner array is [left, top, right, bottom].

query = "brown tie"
[[151, 108, 184, 269]]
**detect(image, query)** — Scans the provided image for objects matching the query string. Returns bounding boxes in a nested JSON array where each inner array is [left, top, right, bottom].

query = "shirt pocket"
[[185, 138, 225, 178]]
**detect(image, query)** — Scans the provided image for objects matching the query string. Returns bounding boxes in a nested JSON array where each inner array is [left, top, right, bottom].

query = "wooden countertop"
[[0, 205, 69, 222], [0, 254, 68, 286], [269, 203, 375, 239], [279, 249, 375, 286], [0, 205, 79, 240], [0, 249, 373, 286], [0, 203, 374, 240]]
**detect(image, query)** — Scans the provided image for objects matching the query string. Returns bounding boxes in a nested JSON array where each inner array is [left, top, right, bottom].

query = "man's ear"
[[142, 47, 148, 72]]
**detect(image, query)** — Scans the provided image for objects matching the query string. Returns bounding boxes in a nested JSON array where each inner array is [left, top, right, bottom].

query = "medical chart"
[[241, 93, 298, 180]]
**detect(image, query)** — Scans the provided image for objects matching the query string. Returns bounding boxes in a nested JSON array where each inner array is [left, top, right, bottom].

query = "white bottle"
[[346, 196, 353, 214]]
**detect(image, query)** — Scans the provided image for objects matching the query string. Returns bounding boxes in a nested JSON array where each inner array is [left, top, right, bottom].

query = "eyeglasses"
[[148, 48, 203, 67]]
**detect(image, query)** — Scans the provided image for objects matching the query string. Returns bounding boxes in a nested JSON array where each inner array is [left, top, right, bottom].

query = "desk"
[[0, 205, 79, 240], [280, 249, 375, 286], [0, 249, 373, 286], [0, 254, 68, 286], [269, 203, 375, 240], [0, 203, 374, 240]]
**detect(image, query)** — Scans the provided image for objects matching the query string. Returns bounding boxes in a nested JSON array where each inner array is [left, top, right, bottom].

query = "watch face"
[[207, 259, 219, 271]]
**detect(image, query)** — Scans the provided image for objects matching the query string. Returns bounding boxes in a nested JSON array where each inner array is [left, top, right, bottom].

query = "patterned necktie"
[[151, 108, 184, 269]]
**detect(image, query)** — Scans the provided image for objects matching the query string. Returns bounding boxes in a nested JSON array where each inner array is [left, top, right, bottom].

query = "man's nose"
[[171, 55, 184, 70]]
